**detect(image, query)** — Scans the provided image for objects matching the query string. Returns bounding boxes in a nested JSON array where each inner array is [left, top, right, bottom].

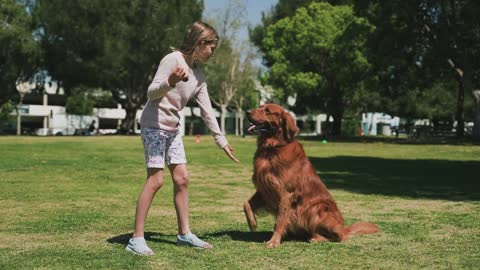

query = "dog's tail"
[[344, 221, 379, 240]]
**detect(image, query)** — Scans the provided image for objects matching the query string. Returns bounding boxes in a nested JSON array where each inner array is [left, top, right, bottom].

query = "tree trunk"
[[220, 104, 227, 135], [474, 106, 480, 140], [330, 84, 344, 136], [120, 106, 137, 134], [234, 110, 243, 136], [239, 109, 244, 136], [368, 113, 375, 135], [114, 85, 146, 134], [235, 109, 244, 136], [188, 119, 194, 136], [16, 108, 21, 136], [235, 111, 239, 136], [331, 111, 343, 136], [473, 90, 480, 140], [16, 93, 25, 136], [188, 107, 198, 136], [455, 78, 465, 138]]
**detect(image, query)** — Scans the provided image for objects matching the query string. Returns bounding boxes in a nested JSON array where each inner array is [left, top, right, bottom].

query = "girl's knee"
[[173, 174, 189, 188], [145, 168, 163, 191], [146, 175, 164, 191]]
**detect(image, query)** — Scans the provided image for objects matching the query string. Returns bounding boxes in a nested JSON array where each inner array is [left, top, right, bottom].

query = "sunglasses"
[[200, 39, 219, 46]]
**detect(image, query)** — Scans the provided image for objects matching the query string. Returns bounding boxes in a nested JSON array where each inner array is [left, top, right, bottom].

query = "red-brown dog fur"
[[244, 103, 379, 248]]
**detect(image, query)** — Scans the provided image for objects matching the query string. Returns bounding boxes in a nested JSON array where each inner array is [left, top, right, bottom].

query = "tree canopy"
[[3, 0, 480, 138], [33, 0, 203, 132], [355, 0, 480, 137], [260, 2, 374, 135], [0, 0, 39, 105], [251, 0, 480, 138]]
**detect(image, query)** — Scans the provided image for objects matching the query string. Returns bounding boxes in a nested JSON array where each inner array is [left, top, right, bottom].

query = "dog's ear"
[[282, 110, 299, 141]]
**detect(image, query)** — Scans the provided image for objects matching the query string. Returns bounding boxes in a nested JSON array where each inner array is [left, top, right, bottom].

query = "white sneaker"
[[176, 233, 213, 249], [125, 237, 154, 256]]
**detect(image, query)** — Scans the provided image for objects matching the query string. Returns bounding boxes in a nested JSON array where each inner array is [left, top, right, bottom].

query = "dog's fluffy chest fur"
[[252, 142, 305, 203], [252, 141, 334, 206]]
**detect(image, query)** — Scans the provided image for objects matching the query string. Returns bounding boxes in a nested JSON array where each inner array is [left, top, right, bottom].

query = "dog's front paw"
[[266, 238, 281, 248], [247, 219, 257, 231], [244, 203, 257, 231]]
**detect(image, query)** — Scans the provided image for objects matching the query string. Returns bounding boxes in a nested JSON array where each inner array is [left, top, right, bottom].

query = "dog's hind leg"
[[244, 192, 265, 231], [309, 233, 328, 243], [328, 224, 346, 242]]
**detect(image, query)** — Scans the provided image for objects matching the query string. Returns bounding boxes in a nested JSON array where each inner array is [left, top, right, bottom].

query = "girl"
[[126, 21, 239, 255]]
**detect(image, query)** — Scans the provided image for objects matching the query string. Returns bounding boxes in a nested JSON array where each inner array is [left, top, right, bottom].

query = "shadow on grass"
[[108, 230, 314, 246], [206, 230, 320, 244], [299, 135, 480, 145], [107, 231, 274, 247], [107, 232, 176, 246], [205, 231, 272, 243], [310, 156, 480, 201]]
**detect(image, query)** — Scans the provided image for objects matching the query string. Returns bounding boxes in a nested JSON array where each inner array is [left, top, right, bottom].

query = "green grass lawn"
[[1, 135, 479, 270]]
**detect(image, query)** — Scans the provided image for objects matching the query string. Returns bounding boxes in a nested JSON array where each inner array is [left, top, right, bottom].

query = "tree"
[[0, 0, 40, 105], [14, 80, 33, 135], [64, 86, 95, 134], [355, 0, 480, 138], [33, 0, 203, 133], [260, 2, 374, 135], [0, 101, 14, 125], [474, 89, 480, 138], [250, 0, 353, 67], [203, 38, 238, 134], [65, 87, 95, 116], [205, 40, 257, 135], [203, 0, 257, 134], [425, 0, 480, 138], [231, 48, 257, 136]]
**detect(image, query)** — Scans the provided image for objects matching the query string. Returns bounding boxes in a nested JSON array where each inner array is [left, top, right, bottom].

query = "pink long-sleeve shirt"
[[140, 51, 228, 149]]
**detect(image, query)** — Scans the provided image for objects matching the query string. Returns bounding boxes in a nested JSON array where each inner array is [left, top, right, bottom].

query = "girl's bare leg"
[[169, 164, 190, 235], [169, 164, 212, 249], [133, 168, 164, 237]]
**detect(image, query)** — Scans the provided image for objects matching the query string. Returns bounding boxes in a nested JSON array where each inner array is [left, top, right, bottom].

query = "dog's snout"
[[246, 109, 253, 115]]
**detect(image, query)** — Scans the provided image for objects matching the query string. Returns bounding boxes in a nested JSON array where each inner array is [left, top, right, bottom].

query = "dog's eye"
[[265, 108, 271, 114]]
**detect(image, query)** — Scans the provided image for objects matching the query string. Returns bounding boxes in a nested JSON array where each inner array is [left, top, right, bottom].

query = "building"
[[10, 90, 244, 136], [362, 112, 400, 136]]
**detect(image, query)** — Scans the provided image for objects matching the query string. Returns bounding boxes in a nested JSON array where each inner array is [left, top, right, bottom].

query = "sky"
[[203, 0, 278, 43]]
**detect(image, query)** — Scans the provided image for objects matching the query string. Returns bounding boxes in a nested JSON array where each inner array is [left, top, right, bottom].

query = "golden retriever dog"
[[244, 103, 379, 248]]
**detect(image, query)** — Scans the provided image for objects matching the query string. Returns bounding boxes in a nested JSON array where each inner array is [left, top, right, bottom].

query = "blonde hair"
[[178, 21, 218, 56]]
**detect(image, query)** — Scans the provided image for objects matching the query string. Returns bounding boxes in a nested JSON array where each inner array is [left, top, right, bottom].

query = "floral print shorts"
[[141, 128, 187, 168]]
